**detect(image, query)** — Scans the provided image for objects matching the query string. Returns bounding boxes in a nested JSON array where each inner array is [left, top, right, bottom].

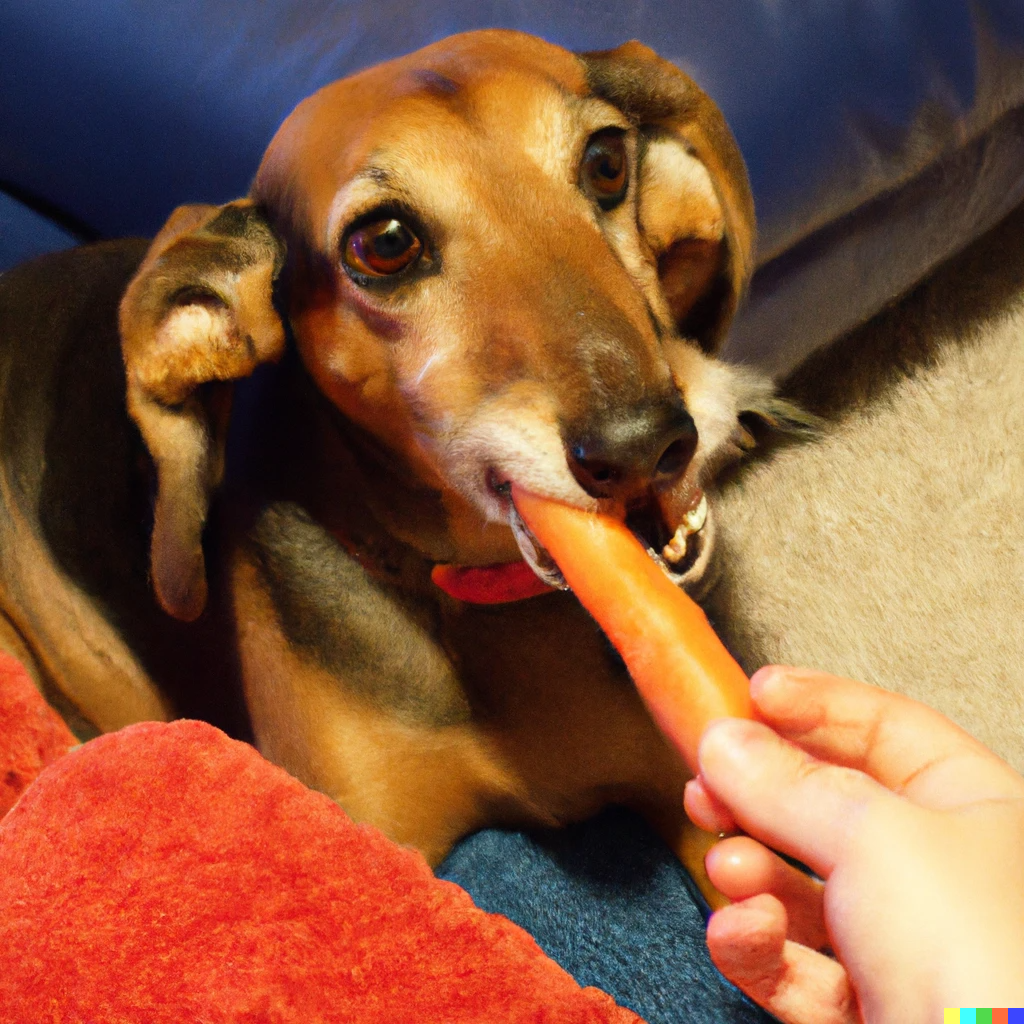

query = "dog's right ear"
[[119, 200, 286, 622], [580, 42, 755, 353]]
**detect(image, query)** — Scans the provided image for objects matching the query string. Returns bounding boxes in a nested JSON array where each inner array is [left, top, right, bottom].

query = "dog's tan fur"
[[706, 201, 1024, 772], [1, 32, 786, 893]]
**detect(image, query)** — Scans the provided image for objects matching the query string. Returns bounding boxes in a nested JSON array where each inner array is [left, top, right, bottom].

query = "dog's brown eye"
[[344, 218, 423, 277], [581, 131, 628, 210]]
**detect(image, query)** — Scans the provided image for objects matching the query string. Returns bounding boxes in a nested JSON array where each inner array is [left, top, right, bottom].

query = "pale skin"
[[682, 666, 1024, 1024]]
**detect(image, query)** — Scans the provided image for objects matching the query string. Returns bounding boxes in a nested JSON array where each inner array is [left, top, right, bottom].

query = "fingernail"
[[699, 718, 767, 773], [750, 665, 801, 707]]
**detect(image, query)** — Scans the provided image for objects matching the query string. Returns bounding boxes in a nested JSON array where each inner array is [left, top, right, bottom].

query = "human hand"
[[683, 666, 1024, 1024]]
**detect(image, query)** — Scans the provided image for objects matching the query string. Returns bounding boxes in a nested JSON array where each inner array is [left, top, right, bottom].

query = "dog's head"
[[121, 30, 792, 620]]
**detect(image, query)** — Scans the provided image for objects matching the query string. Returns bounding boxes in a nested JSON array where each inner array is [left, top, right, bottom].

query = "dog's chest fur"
[[238, 488, 669, 809]]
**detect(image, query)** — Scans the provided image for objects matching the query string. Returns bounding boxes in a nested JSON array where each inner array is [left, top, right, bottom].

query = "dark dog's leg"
[[0, 611, 99, 741]]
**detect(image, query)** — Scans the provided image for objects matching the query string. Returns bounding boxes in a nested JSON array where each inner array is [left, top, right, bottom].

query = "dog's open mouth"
[[627, 487, 708, 579], [502, 481, 709, 592]]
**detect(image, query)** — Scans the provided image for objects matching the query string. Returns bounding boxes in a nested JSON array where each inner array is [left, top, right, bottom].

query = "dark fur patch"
[[414, 69, 461, 96], [249, 502, 471, 728], [203, 203, 288, 279], [204, 203, 259, 239], [579, 49, 698, 126]]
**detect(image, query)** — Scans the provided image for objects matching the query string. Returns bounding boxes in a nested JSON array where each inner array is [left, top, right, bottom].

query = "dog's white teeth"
[[661, 533, 687, 565], [509, 501, 568, 590], [662, 493, 708, 565], [683, 493, 708, 534]]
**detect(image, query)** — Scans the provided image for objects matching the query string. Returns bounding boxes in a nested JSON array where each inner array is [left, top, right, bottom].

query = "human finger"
[[707, 894, 857, 1024], [749, 667, 1024, 810], [697, 716, 891, 878], [683, 775, 737, 835], [706, 836, 829, 951]]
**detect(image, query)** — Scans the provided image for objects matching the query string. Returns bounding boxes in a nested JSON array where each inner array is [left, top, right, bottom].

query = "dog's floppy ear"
[[119, 200, 286, 621], [580, 42, 755, 352]]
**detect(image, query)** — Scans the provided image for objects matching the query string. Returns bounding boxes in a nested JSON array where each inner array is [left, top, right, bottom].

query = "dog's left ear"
[[580, 42, 755, 352]]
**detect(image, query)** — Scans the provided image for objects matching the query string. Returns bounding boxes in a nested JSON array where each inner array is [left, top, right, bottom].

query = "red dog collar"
[[431, 560, 556, 604]]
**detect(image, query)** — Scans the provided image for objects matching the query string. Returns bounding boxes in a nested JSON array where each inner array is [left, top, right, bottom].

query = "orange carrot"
[[512, 485, 751, 772]]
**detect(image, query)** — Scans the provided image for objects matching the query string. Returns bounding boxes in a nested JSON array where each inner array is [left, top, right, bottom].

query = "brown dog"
[[0, 31, 797, 883]]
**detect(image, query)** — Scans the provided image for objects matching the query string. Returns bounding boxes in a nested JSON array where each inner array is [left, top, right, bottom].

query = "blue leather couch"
[[4, 0, 1024, 376]]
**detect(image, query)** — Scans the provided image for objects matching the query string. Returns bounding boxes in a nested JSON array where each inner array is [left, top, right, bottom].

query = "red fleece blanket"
[[0, 651, 643, 1022]]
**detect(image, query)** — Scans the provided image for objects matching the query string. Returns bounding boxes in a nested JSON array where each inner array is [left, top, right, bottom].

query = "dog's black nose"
[[566, 401, 698, 499]]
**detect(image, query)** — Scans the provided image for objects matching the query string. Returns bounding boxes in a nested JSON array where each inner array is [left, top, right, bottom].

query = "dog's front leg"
[[229, 501, 522, 865]]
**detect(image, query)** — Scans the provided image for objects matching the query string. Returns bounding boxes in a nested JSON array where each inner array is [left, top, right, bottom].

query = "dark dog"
[[0, 30, 796, 888]]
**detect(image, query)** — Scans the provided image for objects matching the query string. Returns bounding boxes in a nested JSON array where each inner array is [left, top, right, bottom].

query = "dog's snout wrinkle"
[[565, 400, 697, 499]]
